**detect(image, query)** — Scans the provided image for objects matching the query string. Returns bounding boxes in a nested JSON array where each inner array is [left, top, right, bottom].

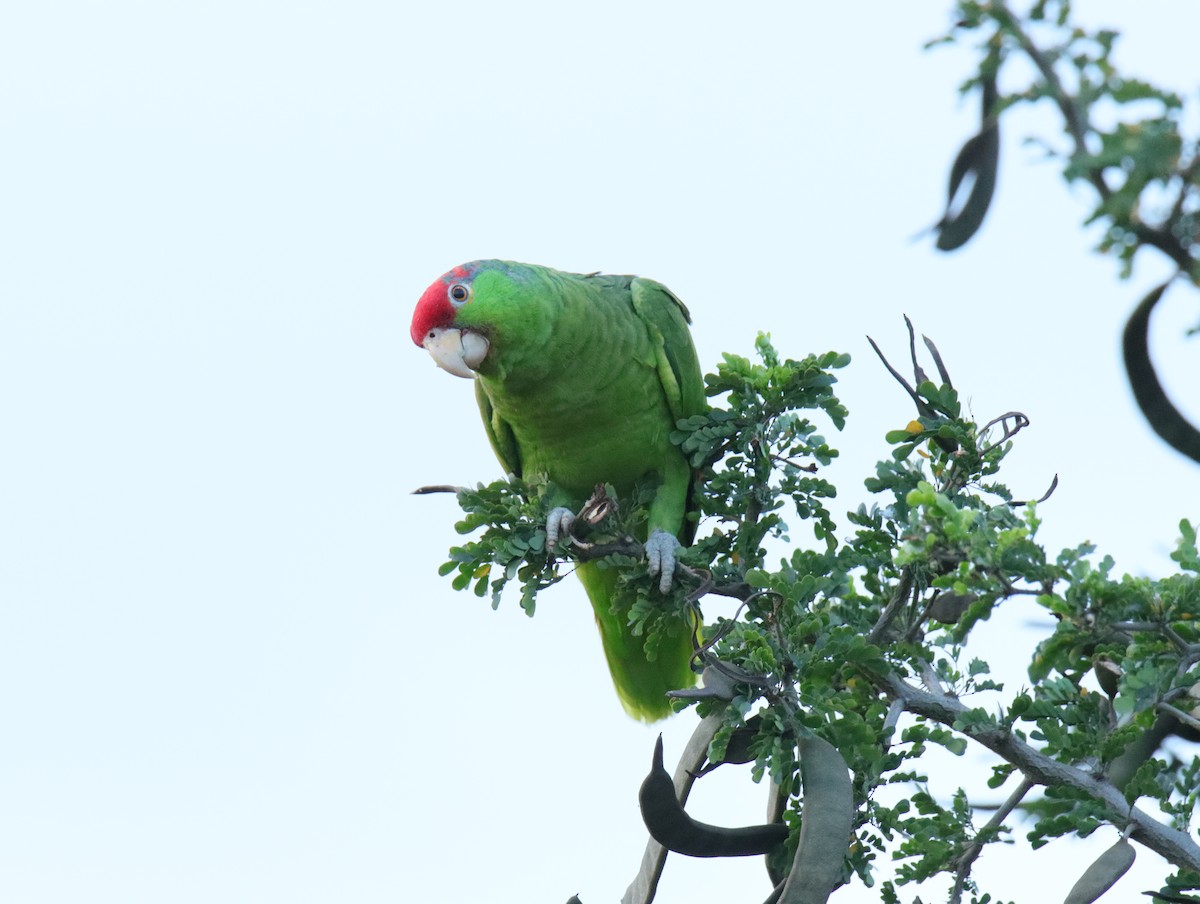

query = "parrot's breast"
[[480, 364, 675, 502]]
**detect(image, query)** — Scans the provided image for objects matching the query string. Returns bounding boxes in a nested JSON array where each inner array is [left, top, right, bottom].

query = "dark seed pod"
[[929, 590, 976, 624], [1123, 281, 1200, 464], [935, 73, 1000, 252], [1092, 656, 1121, 700], [638, 735, 788, 858]]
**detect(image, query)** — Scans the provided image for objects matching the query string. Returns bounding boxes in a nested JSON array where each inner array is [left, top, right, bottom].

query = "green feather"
[[461, 261, 707, 720], [575, 562, 698, 722]]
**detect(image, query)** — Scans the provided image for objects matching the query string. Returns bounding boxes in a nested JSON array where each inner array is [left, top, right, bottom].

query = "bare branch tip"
[[412, 484, 465, 495]]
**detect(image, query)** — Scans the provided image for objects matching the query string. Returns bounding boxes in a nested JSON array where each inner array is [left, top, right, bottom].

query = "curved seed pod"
[[779, 733, 854, 904], [623, 714, 722, 904], [1122, 280, 1200, 464], [935, 73, 1000, 252], [929, 590, 976, 624], [1062, 837, 1136, 904], [1092, 655, 1121, 700], [691, 720, 753, 777], [638, 735, 789, 858], [696, 714, 767, 777], [716, 722, 759, 766], [1108, 713, 1175, 792]]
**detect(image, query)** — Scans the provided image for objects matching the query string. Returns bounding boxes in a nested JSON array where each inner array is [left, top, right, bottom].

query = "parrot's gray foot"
[[545, 507, 576, 553], [645, 528, 681, 594]]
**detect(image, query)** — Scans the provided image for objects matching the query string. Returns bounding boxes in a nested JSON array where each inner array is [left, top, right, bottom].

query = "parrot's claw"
[[645, 528, 681, 594], [545, 507, 577, 553]]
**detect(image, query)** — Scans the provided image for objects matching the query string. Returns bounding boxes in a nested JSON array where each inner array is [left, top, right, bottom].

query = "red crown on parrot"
[[410, 262, 477, 346]]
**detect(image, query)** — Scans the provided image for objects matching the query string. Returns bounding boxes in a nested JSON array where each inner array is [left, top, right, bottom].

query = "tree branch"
[[990, 0, 1197, 274], [867, 568, 916, 646], [950, 776, 1036, 904], [884, 675, 1200, 872], [989, 0, 1106, 197]]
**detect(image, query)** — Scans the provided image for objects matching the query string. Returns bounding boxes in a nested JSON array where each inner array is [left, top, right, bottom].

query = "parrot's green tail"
[[575, 561, 698, 722]]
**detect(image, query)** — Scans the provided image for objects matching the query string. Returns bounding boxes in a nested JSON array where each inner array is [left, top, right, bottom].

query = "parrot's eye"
[[448, 284, 471, 306]]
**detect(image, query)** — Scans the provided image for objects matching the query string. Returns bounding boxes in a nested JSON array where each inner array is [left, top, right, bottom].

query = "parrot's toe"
[[645, 528, 681, 593], [545, 507, 577, 552]]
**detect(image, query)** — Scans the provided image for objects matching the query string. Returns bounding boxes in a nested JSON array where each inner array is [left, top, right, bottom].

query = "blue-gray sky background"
[[3, 2, 1198, 902]]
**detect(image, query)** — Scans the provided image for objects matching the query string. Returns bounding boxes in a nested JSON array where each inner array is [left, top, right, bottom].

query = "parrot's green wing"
[[629, 278, 708, 426], [627, 277, 707, 545], [475, 379, 521, 478]]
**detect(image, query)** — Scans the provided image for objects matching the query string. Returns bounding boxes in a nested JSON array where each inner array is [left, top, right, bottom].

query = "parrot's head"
[[410, 261, 494, 379]]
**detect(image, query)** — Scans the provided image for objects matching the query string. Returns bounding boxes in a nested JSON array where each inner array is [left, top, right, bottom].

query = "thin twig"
[[1168, 153, 1200, 224], [950, 776, 1037, 904], [1110, 621, 1196, 654], [1012, 473, 1059, 507], [979, 411, 1030, 450], [1157, 702, 1200, 736], [990, 1, 1196, 273], [918, 660, 948, 696], [867, 335, 923, 410], [882, 698, 906, 747], [867, 568, 916, 645], [906, 315, 933, 387], [922, 333, 954, 388], [989, 1, 1104, 197], [770, 454, 819, 473], [691, 593, 769, 659]]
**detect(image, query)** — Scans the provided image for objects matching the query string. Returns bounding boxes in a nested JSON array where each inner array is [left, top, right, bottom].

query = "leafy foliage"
[[435, 331, 1200, 901], [933, 0, 1200, 285]]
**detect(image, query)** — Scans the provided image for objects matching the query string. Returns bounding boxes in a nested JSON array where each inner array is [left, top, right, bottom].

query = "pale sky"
[[3, 2, 1199, 902]]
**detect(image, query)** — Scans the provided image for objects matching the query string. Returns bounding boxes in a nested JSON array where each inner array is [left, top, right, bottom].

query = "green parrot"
[[410, 260, 707, 721]]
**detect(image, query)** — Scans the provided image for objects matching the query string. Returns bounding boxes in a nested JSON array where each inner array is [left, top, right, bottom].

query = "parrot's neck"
[[475, 303, 574, 392]]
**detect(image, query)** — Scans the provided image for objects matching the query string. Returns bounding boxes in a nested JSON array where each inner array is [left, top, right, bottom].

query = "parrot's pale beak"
[[422, 327, 489, 379]]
